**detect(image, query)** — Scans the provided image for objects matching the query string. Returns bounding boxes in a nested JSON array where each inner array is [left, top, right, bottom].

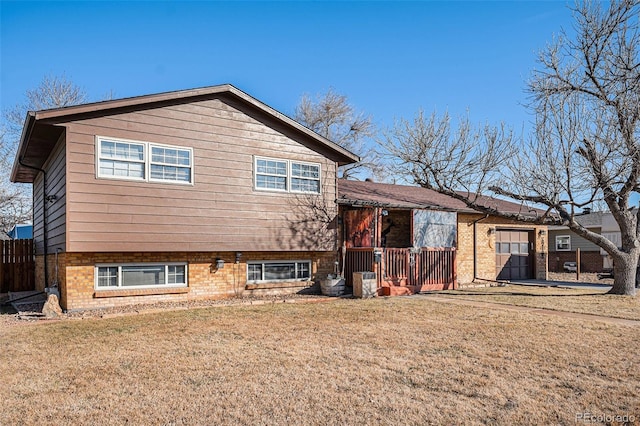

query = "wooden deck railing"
[[344, 247, 456, 291]]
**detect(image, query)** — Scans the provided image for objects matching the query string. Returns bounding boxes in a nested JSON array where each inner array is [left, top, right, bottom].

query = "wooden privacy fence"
[[0, 239, 35, 293], [344, 247, 456, 292]]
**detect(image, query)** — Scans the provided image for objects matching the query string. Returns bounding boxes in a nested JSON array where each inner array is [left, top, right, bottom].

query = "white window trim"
[[555, 235, 571, 251], [246, 260, 312, 283], [254, 157, 288, 193], [96, 136, 194, 185], [94, 262, 188, 290], [254, 156, 321, 194]]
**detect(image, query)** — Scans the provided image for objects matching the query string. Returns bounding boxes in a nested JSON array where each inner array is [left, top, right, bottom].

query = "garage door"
[[496, 230, 533, 280]]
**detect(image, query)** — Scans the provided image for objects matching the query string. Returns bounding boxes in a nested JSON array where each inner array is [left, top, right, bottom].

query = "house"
[[548, 211, 603, 272], [7, 224, 33, 239], [548, 211, 623, 273], [10, 84, 359, 311], [337, 180, 548, 294]]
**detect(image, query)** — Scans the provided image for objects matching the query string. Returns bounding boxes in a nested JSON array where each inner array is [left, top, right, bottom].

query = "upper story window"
[[97, 136, 193, 184], [99, 140, 145, 179], [255, 158, 288, 191], [254, 156, 320, 194], [555, 235, 571, 251]]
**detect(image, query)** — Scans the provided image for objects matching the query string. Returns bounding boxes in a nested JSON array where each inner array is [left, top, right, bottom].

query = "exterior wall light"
[[488, 227, 496, 235], [235, 252, 242, 263], [216, 258, 225, 269]]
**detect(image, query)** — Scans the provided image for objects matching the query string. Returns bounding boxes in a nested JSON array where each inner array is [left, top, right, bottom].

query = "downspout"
[[471, 214, 490, 282], [17, 157, 48, 289]]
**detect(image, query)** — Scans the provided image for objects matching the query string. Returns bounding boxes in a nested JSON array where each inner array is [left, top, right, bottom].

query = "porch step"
[[380, 286, 415, 296], [379, 283, 456, 296]]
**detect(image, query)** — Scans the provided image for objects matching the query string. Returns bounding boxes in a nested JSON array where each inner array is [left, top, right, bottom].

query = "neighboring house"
[[600, 213, 623, 271], [548, 211, 611, 273], [7, 224, 33, 239], [337, 180, 548, 295], [11, 84, 359, 311]]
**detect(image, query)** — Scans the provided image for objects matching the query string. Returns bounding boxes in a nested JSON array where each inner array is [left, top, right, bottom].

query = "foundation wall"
[[48, 251, 334, 311]]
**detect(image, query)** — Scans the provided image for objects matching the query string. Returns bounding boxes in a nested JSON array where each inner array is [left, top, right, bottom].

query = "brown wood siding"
[[33, 133, 66, 254], [64, 97, 338, 252]]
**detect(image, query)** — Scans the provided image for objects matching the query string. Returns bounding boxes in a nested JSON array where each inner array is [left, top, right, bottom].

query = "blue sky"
[[1, 1, 572, 133]]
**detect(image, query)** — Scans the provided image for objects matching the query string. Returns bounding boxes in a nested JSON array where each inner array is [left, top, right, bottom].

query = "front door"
[[496, 230, 533, 280]]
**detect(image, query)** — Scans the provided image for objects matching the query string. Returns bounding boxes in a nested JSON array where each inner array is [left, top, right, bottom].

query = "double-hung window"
[[97, 136, 193, 184], [254, 156, 320, 194], [96, 263, 188, 289], [247, 261, 312, 282], [255, 158, 288, 191], [98, 139, 145, 180], [150, 146, 192, 183], [291, 162, 320, 193]]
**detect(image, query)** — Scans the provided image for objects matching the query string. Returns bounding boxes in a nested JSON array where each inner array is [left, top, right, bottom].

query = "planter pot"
[[320, 277, 345, 297]]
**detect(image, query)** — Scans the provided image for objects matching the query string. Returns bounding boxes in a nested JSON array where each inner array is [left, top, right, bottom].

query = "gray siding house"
[[548, 212, 607, 272]]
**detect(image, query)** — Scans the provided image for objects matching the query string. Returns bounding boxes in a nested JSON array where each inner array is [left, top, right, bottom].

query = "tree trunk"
[[608, 251, 639, 296]]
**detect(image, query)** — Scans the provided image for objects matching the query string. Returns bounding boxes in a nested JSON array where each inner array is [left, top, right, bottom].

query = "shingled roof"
[[337, 179, 544, 217]]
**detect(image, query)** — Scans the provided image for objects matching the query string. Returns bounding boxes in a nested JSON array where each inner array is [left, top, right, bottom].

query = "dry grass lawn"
[[440, 285, 640, 320], [1, 297, 639, 425]]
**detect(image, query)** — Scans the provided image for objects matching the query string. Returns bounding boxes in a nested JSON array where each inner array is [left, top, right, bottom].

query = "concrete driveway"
[[509, 279, 612, 291]]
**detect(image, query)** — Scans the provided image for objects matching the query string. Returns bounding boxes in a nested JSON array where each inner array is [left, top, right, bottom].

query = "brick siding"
[[456, 214, 548, 285], [38, 251, 336, 311], [35, 252, 67, 293], [548, 251, 604, 273]]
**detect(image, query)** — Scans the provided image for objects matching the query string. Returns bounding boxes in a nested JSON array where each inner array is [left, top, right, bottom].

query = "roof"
[[337, 179, 544, 217], [11, 84, 360, 183], [548, 211, 606, 230], [572, 211, 605, 228], [7, 224, 33, 239]]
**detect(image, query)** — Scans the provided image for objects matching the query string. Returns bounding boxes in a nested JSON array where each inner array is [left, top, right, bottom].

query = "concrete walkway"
[[422, 294, 640, 327]]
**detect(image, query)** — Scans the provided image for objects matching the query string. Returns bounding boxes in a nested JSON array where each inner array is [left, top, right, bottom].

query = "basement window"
[[95, 263, 188, 289], [247, 261, 311, 282]]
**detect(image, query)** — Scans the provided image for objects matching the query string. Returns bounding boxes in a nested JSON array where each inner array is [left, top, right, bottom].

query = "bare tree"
[[1, 74, 87, 231], [0, 127, 31, 231], [5, 74, 87, 140], [384, 0, 640, 296], [294, 88, 378, 179]]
